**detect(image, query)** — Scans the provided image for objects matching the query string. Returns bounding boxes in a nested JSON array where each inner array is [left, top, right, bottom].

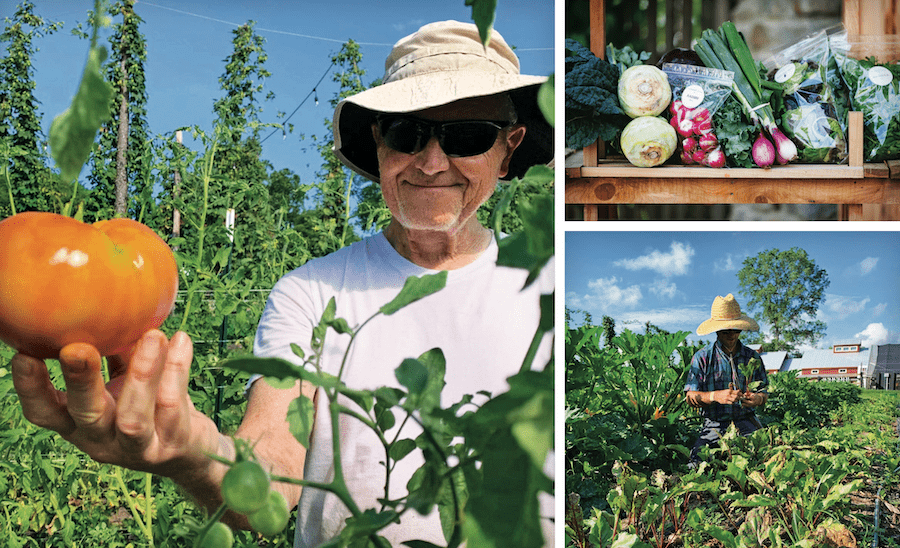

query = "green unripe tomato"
[[221, 460, 270, 515], [248, 489, 291, 536], [196, 521, 234, 548]]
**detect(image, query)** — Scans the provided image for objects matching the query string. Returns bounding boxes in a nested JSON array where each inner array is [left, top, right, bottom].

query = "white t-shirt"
[[252, 231, 553, 547]]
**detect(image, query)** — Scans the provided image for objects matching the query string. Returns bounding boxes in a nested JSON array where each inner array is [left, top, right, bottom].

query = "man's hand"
[[10, 330, 220, 479], [686, 388, 742, 407], [711, 387, 743, 405], [741, 391, 766, 408]]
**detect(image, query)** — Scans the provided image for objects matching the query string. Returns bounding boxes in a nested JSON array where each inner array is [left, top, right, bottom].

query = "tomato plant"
[[196, 521, 234, 548], [221, 460, 270, 515], [0, 211, 178, 359], [247, 490, 290, 536]]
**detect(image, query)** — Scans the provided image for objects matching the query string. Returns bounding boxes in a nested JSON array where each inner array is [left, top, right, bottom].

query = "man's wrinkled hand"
[[11, 330, 216, 477]]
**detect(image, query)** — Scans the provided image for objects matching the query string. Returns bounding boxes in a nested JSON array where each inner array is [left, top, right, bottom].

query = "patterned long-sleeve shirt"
[[684, 339, 768, 421]]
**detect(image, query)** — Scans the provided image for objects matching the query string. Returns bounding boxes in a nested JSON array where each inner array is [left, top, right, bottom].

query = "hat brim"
[[333, 76, 552, 183], [696, 316, 760, 336]]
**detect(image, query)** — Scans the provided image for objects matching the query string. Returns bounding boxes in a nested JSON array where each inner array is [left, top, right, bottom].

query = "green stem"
[[194, 503, 228, 547], [144, 472, 153, 540], [179, 130, 218, 333], [3, 165, 15, 216], [112, 467, 153, 542]]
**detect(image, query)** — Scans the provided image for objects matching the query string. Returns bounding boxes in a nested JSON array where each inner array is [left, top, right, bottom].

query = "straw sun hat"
[[696, 294, 760, 336], [332, 20, 553, 183]]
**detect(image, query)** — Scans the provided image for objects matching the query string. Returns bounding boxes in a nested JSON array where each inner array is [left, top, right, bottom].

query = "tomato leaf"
[[49, 44, 113, 184], [287, 395, 315, 449], [537, 75, 555, 127], [465, 0, 496, 47], [379, 272, 447, 316]]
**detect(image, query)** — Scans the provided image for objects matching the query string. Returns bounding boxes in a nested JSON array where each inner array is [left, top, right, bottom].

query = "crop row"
[[565, 322, 900, 547]]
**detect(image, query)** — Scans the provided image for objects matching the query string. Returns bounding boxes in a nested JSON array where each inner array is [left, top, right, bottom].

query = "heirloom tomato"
[[0, 212, 178, 359]]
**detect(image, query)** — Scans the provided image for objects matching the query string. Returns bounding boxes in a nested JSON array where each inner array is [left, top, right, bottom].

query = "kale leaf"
[[565, 39, 630, 149]]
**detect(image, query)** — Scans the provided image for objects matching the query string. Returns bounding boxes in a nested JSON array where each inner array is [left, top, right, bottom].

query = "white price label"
[[869, 66, 893, 86], [774, 64, 796, 83], [682, 84, 705, 108]]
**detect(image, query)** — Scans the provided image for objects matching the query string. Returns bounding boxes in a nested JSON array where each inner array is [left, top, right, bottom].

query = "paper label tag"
[[869, 66, 893, 86], [774, 64, 795, 83], [682, 84, 705, 108]]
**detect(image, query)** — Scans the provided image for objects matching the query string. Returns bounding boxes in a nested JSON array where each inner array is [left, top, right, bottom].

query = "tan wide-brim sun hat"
[[332, 20, 553, 183], [696, 294, 760, 336]]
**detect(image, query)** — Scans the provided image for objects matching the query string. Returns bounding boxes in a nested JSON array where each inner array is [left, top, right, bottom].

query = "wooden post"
[[844, 0, 900, 221]]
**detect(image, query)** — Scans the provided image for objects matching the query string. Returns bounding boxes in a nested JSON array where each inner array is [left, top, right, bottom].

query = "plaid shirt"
[[684, 339, 768, 421]]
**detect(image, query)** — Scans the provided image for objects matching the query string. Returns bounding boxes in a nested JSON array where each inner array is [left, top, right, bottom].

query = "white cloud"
[[713, 253, 743, 273], [619, 304, 709, 334], [822, 294, 870, 320], [614, 241, 695, 277], [566, 277, 643, 314], [874, 302, 888, 317], [649, 278, 678, 299], [858, 257, 879, 275], [855, 323, 894, 347]]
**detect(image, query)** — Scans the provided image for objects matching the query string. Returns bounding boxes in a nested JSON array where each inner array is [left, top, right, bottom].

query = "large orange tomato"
[[0, 212, 179, 359]]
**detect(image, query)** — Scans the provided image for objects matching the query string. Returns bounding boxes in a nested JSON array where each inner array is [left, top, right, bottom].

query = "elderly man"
[[10, 20, 553, 548], [684, 294, 769, 464]]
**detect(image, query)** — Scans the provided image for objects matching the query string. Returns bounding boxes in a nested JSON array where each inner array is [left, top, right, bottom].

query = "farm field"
[[566, 323, 900, 548]]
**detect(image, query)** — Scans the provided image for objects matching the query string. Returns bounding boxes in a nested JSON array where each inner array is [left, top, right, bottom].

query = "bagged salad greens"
[[830, 33, 900, 162], [765, 30, 848, 163]]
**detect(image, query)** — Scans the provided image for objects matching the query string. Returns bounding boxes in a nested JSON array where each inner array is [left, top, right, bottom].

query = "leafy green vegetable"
[[715, 94, 755, 167], [565, 39, 630, 149], [739, 357, 764, 392], [834, 53, 900, 161], [605, 43, 651, 75], [766, 31, 848, 164]]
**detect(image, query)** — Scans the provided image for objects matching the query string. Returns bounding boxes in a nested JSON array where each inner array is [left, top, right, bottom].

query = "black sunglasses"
[[376, 115, 512, 158]]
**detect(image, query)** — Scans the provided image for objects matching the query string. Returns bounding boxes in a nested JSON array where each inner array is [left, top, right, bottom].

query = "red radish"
[[693, 118, 713, 135], [681, 149, 695, 164], [701, 147, 726, 168], [691, 149, 707, 164], [752, 132, 776, 168], [692, 108, 711, 124], [682, 136, 698, 152], [699, 133, 718, 151], [677, 117, 694, 137]]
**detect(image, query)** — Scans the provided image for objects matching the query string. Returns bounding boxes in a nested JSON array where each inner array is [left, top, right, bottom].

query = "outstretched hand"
[[11, 330, 219, 479]]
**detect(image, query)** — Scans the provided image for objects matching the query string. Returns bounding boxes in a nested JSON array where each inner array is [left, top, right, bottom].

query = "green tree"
[[299, 40, 366, 256], [737, 247, 830, 351], [206, 21, 281, 265], [601, 314, 615, 347], [85, 0, 151, 221], [0, 1, 63, 217]]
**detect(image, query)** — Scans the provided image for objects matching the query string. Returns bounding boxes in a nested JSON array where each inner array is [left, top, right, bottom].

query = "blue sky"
[[565, 228, 900, 351], [7, 0, 554, 188]]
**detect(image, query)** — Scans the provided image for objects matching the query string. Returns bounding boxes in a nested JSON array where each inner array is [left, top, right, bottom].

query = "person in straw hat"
[[684, 294, 769, 464], [10, 20, 553, 548]]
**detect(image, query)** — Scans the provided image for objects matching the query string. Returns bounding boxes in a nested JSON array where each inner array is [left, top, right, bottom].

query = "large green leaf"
[[379, 272, 448, 316], [287, 395, 315, 449], [465, 0, 497, 47], [49, 44, 113, 184]]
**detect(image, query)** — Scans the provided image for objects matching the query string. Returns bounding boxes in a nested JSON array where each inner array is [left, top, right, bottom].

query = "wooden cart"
[[565, 0, 900, 221]]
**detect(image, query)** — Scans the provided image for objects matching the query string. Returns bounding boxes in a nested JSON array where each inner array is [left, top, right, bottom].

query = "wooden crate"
[[566, 0, 900, 221]]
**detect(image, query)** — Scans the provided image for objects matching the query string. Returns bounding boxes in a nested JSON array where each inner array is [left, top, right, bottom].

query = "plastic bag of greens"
[[830, 33, 900, 162], [765, 30, 847, 164]]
